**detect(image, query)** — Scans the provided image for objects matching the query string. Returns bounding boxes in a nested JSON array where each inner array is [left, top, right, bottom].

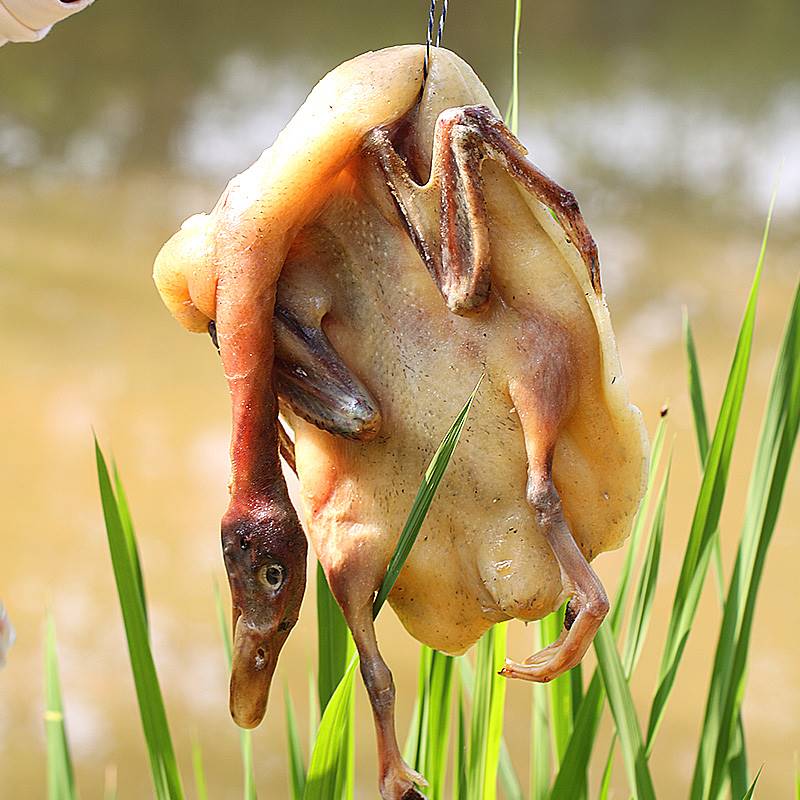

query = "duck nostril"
[[255, 647, 267, 670]]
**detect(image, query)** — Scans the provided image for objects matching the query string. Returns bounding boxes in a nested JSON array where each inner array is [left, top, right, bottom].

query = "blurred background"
[[1, 1, 798, 797]]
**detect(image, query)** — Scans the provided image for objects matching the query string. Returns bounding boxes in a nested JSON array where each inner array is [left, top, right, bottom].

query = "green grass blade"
[[405, 647, 431, 769], [594, 625, 656, 800], [191, 735, 208, 800], [459, 653, 522, 800], [728, 722, 750, 800], [95, 441, 183, 800], [549, 416, 668, 799], [424, 649, 456, 799], [623, 455, 671, 674], [45, 616, 77, 800], [795, 755, 799, 800], [692, 279, 800, 800], [684, 313, 711, 461], [684, 312, 728, 602], [498, 740, 523, 800], [112, 461, 148, 627], [303, 656, 358, 800], [453, 684, 468, 800], [540, 608, 574, 770], [308, 670, 319, 761], [312, 378, 482, 799], [598, 736, 615, 800], [373, 376, 482, 616], [213, 582, 257, 800], [529, 623, 551, 800], [549, 672, 605, 800], [609, 415, 668, 632], [405, 645, 456, 797], [741, 766, 763, 800], [597, 454, 671, 795], [316, 562, 353, 713], [504, 0, 523, 135], [685, 312, 749, 792], [285, 686, 307, 800], [646, 202, 771, 750], [467, 622, 507, 800]]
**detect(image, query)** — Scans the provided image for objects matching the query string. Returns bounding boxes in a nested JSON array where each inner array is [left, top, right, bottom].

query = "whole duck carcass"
[[154, 46, 648, 800]]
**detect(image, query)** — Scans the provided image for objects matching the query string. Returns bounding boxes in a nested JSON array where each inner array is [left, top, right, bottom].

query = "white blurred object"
[[0, 0, 93, 46], [0, 602, 15, 668]]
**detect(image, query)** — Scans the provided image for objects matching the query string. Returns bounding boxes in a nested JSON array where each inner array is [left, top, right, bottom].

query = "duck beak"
[[229, 616, 281, 729]]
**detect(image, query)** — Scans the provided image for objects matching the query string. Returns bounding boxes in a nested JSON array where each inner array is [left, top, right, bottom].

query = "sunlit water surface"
[[1, 1, 799, 797]]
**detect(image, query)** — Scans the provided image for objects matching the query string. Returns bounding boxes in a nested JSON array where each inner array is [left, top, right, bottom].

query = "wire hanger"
[[422, 0, 449, 86]]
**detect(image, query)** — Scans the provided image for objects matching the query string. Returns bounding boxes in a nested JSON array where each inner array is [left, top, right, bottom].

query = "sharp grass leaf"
[[598, 451, 672, 794], [405, 646, 431, 770], [623, 454, 672, 674], [308, 670, 319, 762], [548, 672, 606, 800], [45, 616, 77, 800], [646, 199, 772, 750], [610, 415, 668, 633], [285, 686, 307, 800], [498, 688, 525, 800], [498, 738, 523, 800], [191, 735, 208, 800], [373, 376, 482, 616], [594, 625, 656, 800], [467, 622, 507, 800], [303, 656, 358, 800], [405, 646, 456, 798], [458, 652, 521, 800], [684, 312, 711, 462], [112, 461, 148, 627], [550, 415, 667, 799], [741, 765, 763, 800], [454, 684, 468, 800], [316, 562, 353, 713], [692, 278, 800, 800], [95, 441, 183, 800], [685, 311, 748, 792], [504, 0, 523, 135], [529, 623, 551, 800], [540, 608, 573, 769], [569, 663, 583, 728], [598, 737, 615, 800], [684, 312, 728, 602], [795, 756, 799, 800], [424, 649, 456, 799], [728, 721, 750, 800]]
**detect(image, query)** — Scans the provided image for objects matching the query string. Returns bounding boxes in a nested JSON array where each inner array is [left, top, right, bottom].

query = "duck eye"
[[258, 563, 285, 591]]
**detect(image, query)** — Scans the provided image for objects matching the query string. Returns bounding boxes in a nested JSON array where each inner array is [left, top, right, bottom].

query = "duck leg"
[[500, 377, 609, 682], [326, 568, 426, 800]]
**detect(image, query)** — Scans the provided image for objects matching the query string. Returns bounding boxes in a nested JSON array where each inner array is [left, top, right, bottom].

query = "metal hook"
[[422, 0, 449, 87]]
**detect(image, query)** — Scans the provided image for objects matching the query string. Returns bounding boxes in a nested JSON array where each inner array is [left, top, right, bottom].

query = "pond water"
[[1, 1, 799, 797]]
